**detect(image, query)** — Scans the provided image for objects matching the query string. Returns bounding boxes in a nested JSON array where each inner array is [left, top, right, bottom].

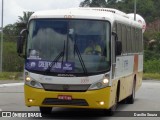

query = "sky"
[[0, 0, 83, 26]]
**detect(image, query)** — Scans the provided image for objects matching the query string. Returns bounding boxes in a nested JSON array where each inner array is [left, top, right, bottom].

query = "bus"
[[17, 7, 146, 115]]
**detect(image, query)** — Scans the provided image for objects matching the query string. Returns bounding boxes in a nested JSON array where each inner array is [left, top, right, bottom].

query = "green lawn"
[[0, 72, 23, 80], [143, 73, 160, 80]]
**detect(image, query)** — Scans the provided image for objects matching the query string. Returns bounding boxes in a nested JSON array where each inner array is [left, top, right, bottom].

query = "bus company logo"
[[65, 63, 71, 67], [27, 62, 36, 68], [30, 62, 36, 68], [63, 63, 73, 71]]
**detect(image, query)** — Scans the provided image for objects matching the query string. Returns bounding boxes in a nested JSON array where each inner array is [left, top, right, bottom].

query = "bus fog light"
[[28, 99, 34, 103], [99, 101, 105, 105]]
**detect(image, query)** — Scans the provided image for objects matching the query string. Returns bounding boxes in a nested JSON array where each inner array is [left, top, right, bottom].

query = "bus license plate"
[[58, 95, 72, 100]]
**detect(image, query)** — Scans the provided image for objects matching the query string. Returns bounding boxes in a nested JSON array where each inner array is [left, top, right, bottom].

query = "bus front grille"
[[42, 98, 89, 106], [42, 84, 90, 92]]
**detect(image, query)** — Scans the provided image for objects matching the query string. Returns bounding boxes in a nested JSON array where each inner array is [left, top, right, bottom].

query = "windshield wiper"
[[45, 40, 65, 73], [74, 43, 88, 75]]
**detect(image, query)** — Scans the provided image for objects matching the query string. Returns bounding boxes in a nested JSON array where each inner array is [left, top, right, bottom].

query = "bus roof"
[[30, 7, 142, 28]]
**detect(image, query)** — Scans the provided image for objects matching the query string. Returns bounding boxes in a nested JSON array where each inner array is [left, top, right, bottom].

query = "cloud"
[[2, 0, 26, 25], [0, 0, 83, 26]]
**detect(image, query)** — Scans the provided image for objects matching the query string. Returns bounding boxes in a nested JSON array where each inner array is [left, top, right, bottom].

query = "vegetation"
[[1, 11, 33, 72], [3, 42, 24, 71], [0, 72, 23, 80], [143, 73, 160, 80], [80, 0, 159, 23], [18, 11, 34, 24]]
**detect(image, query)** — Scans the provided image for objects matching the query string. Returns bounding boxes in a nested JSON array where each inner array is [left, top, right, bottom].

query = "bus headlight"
[[26, 76, 31, 81], [25, 76, 43, 89], [88, 77, 110, 90]]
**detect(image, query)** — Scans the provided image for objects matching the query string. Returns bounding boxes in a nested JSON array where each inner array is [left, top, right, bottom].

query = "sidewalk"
[[0, 80, 23, 84]]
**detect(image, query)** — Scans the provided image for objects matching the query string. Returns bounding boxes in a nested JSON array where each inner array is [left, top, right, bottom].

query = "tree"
[[18, 11, 34, 24], [3, 24, 17, 42], [80, 0, 90, 7], [80, 0, 107, 7], [80, 0, 156, 23], [3, 24, 16, 35]]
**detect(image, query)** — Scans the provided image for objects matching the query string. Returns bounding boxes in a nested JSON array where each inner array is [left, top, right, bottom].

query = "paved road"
[[0, 80, 160, 119]]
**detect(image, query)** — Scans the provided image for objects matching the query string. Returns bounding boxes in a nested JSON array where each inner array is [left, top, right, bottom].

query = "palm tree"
[[18, 11, 34, 24]]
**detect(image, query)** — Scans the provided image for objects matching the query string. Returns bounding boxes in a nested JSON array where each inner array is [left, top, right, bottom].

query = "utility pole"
[[134, 0, 136, 21], [0, 0, 3, 72]]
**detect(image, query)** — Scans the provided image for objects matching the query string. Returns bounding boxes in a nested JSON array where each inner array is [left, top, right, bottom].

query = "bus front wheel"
[[104, 89, 118, 116], [108, 92, 118, 116], [39, 107, 52, 114]]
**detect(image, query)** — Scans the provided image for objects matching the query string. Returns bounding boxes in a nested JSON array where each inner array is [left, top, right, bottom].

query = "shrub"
[[3, 41, 24, 72], [144, 59, 160, 73]]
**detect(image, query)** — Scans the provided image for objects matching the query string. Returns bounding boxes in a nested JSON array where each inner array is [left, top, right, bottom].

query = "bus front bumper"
[[24, 85, 112, 109]]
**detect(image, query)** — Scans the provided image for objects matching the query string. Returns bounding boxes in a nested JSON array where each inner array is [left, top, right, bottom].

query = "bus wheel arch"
[[133, 74, 137, 99], [126, 75, 136, 104], [105, 80, 120, 116], [117, 80, 120, 102]]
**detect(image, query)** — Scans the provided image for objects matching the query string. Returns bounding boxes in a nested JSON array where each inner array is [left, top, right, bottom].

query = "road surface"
[[0, 80, 160, 119]]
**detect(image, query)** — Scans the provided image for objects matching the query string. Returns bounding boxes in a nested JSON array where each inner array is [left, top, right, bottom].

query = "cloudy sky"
[[0, 0, 83, 26]]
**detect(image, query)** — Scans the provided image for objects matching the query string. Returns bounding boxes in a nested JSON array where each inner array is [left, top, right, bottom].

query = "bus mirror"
[[116, 41, 122, 56], [112, 32, 122, 55], [17, 36, 24, 54], [112, 32, 118, 41], [17, 29, 28, 57]]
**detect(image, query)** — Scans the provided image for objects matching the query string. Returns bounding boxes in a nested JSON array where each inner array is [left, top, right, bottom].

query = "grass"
[[143, 73, 160, 80], [0, 72, 23, 80]]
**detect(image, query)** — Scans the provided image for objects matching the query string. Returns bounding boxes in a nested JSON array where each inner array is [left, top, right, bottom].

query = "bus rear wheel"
[[39, 107, 52, 114]]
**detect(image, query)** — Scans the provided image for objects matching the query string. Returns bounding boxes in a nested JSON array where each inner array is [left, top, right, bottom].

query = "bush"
[[144, 59, 160, 73], [3, 41, 24, 72]]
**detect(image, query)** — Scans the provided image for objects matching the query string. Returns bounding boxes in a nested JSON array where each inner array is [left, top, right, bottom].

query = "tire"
[[126, 80, 136, 104], [104, 89, 118, 116], [108, 92, 118, 116], [39, 107, 52, 114]]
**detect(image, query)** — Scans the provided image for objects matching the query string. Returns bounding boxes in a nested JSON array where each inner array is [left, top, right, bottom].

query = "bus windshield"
[[26, 19, 110, 75]]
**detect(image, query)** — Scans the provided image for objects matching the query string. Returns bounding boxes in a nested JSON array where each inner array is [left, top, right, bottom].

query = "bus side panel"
[[116, 74, 134, 102], [113, 54, 143, 102], [114, 55, 133, 101]]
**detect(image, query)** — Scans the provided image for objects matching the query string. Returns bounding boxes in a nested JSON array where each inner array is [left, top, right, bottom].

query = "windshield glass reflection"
[[26, 19, 110, 74]]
